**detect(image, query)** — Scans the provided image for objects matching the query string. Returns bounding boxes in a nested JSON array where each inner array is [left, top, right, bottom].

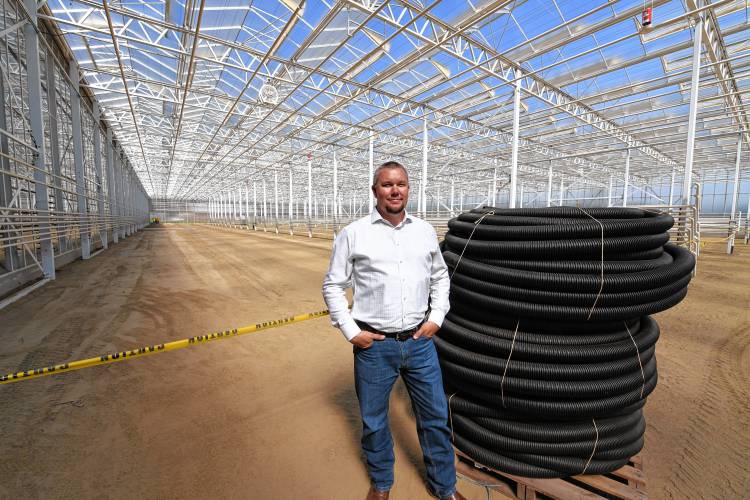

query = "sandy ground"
[[0, 224, 747, 500]]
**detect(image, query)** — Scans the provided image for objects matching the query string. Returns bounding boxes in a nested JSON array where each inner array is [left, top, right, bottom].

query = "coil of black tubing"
[[439, 206, 692, 478]]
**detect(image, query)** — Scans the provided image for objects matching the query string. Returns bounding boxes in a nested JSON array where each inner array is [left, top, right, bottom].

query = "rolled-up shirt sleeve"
[[322, 228, 361, 341], [427, 232, 450, 327]]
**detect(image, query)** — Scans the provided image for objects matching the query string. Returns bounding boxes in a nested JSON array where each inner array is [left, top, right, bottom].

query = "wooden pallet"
[[455, 449, 647, 500]]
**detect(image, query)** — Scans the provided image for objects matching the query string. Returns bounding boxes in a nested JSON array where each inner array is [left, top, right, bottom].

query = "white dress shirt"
[[322, 209, 450, 341]]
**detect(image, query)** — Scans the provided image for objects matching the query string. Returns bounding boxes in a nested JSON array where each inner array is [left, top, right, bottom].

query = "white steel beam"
[[368, 132, 374, 212], [683, 15, 704, 204], [730, 136, 742, 220], [69, 60, 91, 259], [509, 69, 521, 209], [623, 149, 631, 207], [93, 104, 107, 248], [106, 128, 118, 244], [23, 0, 55, 277], [421, 117, 428, 218]]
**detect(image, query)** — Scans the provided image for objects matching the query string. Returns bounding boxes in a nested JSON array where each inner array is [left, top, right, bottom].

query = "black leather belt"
[[355, 320, 424, 341]]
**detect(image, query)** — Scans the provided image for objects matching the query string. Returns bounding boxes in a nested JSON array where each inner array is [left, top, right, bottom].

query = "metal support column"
[[238, 188, 243, 222], [607, 174, 613, 207], [333, 151, 338, 231], [115, 150, 124, 237], [450, 177, 455, 216], [307, 160, 312, 237], [93, 104, 107, 248], [44, 53, 67, 252], [24, 1, 56, 277], [492, 161, 497, 206], [509, 69, 522, 209], [274, 171, 279, 234], [105, 129, 118, 244], [683, 14, 703, 204], [69, 61, 90, 259], [262, 179, 267, 230], [546, 165, 553, 207], [368, 132, 374, 211], [288, 168, 293, 235], [253, 182, 257, 229], [669, 168, 676, 206], [623, 148, 631, 207], [0, 66, 20, 271], [245, 184, 249, 227], [730, 135, 742, 220], [559, 177, 564, 206], [421, 117, 428, 218]]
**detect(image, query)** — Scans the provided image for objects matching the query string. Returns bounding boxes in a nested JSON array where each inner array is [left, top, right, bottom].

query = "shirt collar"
[[370, 208, 412, 228]]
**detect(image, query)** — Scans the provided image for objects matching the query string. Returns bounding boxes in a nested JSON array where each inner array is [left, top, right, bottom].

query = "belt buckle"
[[397, 331, 412, 341]]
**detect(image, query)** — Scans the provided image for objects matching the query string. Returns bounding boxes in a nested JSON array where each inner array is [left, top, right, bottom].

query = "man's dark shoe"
[[441, 492, 467, 500], [366, 486, 390, 500]]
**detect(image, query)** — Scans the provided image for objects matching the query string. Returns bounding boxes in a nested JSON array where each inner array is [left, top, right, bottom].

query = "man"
[[322, 161, 465, 500]]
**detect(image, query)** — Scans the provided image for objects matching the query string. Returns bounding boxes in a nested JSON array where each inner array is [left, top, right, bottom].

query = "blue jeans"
[[354, 337, 456, 497]]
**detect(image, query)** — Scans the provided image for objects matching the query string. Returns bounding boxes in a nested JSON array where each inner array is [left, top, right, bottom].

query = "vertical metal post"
[[333, 151, 338, 231], [607, 174, 613, 207], [288, 168, 293, 234], [0, 66, 20, 270], [231, 190, 236, 223], [24, 3, 56, 277], [93, 104, 107, 248], [44, 53, 66, 252], [245, 184, 249, 227], [623, 148, 631, 207], [730, 136, 742, 220], [262, 179, 267, 230], [124, 164, 132, 235], [459, 190, 464, 213], [369, 132, 374, 211], [113, 148, 121, 236], [669, 168, 676, 205], [417, 182, 422, 214], [436, 184, 440, 216], [683, 14, 703, 204], [421, 116, 428, 218], [450, 177, 455, 216], [307, 160, 312, 237], [519, 183, 524, 208], [238, 187, 243, 221], [130, 167, 136, 233], [105, 128, 118, 243], [69, 60, 90, 259], [559, 177, 564, 206], [547, 164, 553, 207], [288, 169, 293, 222], [492, 162, 497, 206], [253, 182, 257, 229], [274, 171, 279, 234], [509, 69, 522, 209]]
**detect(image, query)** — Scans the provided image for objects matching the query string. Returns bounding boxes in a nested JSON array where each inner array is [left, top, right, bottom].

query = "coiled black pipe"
[[453, 413, 645, 457], [442, 243, 694, 293], [439, 206, 692, 478]]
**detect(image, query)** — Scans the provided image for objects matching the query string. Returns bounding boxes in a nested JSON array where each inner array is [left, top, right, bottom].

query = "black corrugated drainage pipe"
[[438, 206, 693, 478]]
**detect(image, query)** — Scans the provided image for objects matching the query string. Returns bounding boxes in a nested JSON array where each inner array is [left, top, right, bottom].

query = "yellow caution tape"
[[1, 309, 330, 385]]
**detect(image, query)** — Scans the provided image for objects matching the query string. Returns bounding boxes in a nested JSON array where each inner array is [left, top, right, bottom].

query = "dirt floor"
[[0, 224, 747, 499]]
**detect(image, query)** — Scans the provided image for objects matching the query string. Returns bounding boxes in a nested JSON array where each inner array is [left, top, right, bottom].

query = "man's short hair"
[[372, 161, 409, 186]]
